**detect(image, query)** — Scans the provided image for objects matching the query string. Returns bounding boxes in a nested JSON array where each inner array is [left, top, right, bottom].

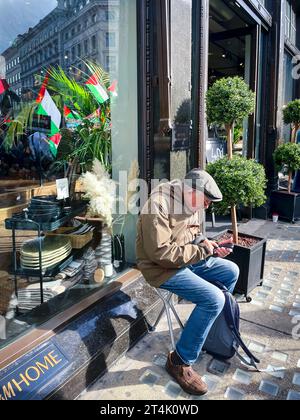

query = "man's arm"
[[140, 211, 213, 269]]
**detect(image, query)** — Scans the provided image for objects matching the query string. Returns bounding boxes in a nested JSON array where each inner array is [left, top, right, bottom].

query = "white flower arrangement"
[[80, 159, 117, 227]]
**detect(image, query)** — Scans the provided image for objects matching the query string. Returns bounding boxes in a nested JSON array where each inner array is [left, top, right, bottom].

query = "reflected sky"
[[0, 0, 57, 53]]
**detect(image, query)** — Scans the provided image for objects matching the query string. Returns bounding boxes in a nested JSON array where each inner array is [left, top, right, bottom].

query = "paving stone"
[[248, 341, 266, 354], [224, 387, 246, 401], [273, 297, 286, 305], [262, 281, 273, 288], [202, 375, 220, 392], [262, 286, 273, 293], [287, 390, 300, 400], [164, 381, 182, 398], [232, 369, 253, 386], [207, 359, 230, 376], [277, 289, 292, 298], [255, 291, 270, 301], [292, 373, 300, 387], [153, 354, 168, 368], [265, 365, 286, 380], [283, 278, 294, 285], [280, 283, 294, 291], [139, 370, 161, 387], [269, 305, 285, 314], [289, 310, 300, 317], [259, 380, 280, 397], [251, 300, 264, 307], [272, 351, 289, 363]]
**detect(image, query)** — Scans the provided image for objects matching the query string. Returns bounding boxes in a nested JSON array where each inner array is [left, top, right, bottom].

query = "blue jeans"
[[160, 257, 239, 365]]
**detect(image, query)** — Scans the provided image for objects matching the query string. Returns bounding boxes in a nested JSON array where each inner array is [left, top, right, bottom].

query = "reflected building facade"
[[1, 0, 119, 100]]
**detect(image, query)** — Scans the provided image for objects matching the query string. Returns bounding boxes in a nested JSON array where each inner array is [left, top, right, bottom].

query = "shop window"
[[0, 0, 138, 350], [283, 50, 297, 142], [285, 0, 297, 45], [106, 32, 116, 48], [92, 35, 97, 51], [84, 39, 89, 54]]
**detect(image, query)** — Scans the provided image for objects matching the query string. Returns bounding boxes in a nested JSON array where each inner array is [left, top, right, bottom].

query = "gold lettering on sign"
[[0, 350, 64, 400]]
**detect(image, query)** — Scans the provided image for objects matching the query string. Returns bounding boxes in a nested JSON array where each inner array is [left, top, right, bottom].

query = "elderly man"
[[136, 169, 239, 396]]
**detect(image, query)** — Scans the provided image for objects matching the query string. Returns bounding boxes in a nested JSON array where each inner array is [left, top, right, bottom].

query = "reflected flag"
[[0, 79, 9, 95], [86, 75, 109, 104], [108, 80, 118, 97]]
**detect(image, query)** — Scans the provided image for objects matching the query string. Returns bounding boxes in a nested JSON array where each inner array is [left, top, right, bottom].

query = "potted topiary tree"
[[271, 142, 300, 222], [206, 77, 269, 300], [283, 99, 300, 143], [206, 76, 256, 160], [207, 156, 268, 300], [206, 76, 256, 243]]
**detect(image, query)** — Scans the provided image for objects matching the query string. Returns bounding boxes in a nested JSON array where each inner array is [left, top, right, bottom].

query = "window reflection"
[[0, 0, 138, 348]]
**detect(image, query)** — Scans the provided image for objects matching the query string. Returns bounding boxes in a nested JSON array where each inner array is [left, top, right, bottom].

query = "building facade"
[[138, 0, 300, 194], [1, 0, 120, 101]]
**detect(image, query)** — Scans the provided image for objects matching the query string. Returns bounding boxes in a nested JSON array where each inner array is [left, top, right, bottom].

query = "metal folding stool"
[[150, 289, 184, 350]]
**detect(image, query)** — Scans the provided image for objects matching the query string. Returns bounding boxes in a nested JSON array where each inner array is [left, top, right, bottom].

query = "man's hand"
[[200, 239, 218, 256], [214, 237, 234, 259]]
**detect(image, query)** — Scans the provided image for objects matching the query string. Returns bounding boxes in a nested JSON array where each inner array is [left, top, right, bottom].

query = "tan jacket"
[[136, 180, 212, 288]]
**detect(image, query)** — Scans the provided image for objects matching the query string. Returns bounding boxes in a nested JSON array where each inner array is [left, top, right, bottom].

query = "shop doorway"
[[208, 0, 261, 159]]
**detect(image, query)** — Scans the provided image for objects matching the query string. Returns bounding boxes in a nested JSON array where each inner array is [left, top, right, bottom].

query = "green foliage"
[[283, 100, 300, 126], [207, 156, 267, 215], [47, 60, 110, 117], [50, 62, 112, 172], [3, 102, 37, 150], [71, 119, 111, 172], [206, 77, 256, 127], [233, 123, 243, 144], [4, 60, 112, 173], [273, 142, 300, 173]]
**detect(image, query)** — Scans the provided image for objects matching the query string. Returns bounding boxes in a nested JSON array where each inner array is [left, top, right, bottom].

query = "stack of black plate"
[[27, 196, 63, 223]]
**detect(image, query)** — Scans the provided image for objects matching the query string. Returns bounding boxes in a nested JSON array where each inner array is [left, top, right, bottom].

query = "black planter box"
[[270, 190, 300, 223], [216, 230, 267, 300]]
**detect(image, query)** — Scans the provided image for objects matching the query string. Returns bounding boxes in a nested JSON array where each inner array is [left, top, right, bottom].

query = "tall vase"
[[95, 228, 114, 278]]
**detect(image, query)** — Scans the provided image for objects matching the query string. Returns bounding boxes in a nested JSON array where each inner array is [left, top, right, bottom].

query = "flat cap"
[[184, 169, 223, 202]]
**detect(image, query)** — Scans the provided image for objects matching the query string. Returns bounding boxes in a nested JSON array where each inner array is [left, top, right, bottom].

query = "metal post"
[[38, 226, 44, 304]]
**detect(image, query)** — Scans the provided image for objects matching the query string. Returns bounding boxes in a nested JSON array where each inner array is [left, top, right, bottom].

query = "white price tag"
[[56, 178, 70, 200]]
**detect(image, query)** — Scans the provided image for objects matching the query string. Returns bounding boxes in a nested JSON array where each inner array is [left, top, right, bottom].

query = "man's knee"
[[203, 289, 225, 316], [228, 261, 240, 280]]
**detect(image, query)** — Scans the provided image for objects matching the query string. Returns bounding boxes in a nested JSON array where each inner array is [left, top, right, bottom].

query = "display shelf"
[[10, 241, 92, 278], [6, 200, 90, 309], [5, 202, 87, 231]]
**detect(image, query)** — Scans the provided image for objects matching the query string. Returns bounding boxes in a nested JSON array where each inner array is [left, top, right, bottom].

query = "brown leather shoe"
[[166, 352, 208, 396]]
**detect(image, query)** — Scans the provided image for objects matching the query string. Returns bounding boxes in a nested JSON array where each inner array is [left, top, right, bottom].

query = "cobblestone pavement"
[[79, 220, 300, 401]]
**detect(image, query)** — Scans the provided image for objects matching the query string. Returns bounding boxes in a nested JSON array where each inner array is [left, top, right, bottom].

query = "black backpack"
[[203, 280, 260, 370]]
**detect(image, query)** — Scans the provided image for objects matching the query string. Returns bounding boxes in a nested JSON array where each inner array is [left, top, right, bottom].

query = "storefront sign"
[[206, 139, 227, 163], [0, 343, 69, 401]]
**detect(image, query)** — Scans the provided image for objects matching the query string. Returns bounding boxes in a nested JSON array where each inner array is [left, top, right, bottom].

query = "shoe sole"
[[165, 364, 208, 397]]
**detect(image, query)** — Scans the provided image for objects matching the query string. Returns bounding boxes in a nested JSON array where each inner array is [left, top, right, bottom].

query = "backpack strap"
[[209, 280, 260, 370], [224, 294, 260, 370]]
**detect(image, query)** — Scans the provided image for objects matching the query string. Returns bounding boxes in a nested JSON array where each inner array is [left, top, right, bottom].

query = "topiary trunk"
[[288, 171, 293, 194], [225, 124, 234, 159], [226, 124, 239, 244], [292, 123, 300, 144]]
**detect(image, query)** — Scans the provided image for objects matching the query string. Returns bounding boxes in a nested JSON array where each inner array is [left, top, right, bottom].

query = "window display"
[[0, 0, 138, 349]]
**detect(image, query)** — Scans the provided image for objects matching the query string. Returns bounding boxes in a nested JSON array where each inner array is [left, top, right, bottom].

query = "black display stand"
[[5, 203, 87, 311]]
